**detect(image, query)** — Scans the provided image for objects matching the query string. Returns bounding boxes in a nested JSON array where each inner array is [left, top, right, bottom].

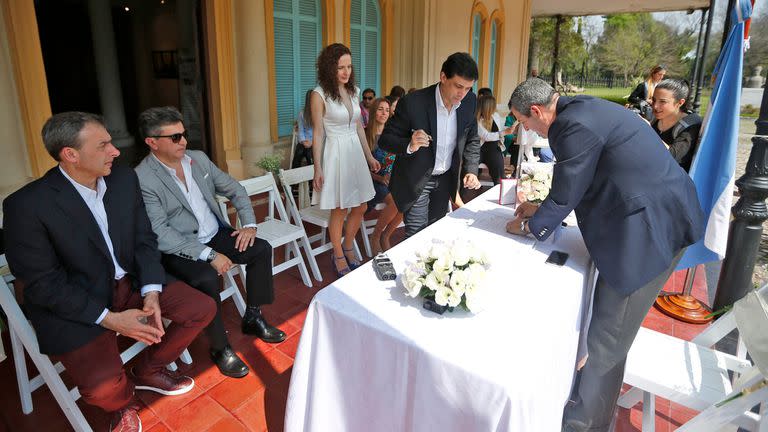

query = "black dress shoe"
[[242, 306, 286, 343], [209, 345, 249, 378]]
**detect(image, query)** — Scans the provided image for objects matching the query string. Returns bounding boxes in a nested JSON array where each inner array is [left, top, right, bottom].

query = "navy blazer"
[[528, 96, 705, 295], [378, 84, 481, 213], [3, 165, 165, 354]]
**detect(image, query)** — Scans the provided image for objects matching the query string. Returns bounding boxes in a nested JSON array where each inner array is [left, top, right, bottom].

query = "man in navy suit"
[[505, 79, 704, 432], [378, 52, 482, 237]]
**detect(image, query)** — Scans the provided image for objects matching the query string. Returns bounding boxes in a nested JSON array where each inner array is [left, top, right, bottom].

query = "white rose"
[[464, 290, 486, 313], [425, 273, 445, 293], [449, 269, 469, 296], [403, 274, 423, 298], [445, 288, 462, 307], [434, 286, 451, 306], [433, 253, 455, 274], [533, 171, 548, 182]]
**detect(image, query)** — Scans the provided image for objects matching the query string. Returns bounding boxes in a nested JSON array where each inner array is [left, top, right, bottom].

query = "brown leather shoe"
[[109, 402, 142, 432], [130, 367, 194, 396]]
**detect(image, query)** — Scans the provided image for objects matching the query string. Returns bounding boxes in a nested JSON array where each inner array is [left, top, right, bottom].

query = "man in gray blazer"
[[135, 107, 285, 379]]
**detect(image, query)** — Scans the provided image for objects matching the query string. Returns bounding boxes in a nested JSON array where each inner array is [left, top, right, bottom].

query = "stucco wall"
[[0, 3, 32, 200]]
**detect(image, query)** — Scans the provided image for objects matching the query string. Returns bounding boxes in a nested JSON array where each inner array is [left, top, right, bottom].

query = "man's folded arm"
[[528, 125, 603, 240]]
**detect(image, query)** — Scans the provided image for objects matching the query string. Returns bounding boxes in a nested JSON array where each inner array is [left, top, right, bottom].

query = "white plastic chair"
[[216, 173, 313, 287], [617, 285, 768, 431], [278, 166, 363, 282]]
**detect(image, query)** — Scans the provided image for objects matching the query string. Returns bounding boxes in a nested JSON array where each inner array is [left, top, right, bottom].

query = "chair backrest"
[[289, 122, 298, 168], [217, 173, 292, 226], [278, 167, 313, 227]]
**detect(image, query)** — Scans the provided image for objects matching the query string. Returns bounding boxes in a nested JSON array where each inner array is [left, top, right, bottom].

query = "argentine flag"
[[677, 0, 753, 270]]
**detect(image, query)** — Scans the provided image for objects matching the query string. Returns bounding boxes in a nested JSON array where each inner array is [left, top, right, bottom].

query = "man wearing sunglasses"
[[360, 88, 376, 127], [135, 106, 286, 379]]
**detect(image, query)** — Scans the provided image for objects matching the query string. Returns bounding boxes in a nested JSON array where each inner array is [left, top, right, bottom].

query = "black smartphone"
[[545, 250, 569, 266]]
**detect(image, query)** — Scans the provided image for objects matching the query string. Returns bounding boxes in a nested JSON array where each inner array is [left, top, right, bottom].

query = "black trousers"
[[291, 144, 313, 168], [480, 141, 505, 185], [161, 227, 274, 350]]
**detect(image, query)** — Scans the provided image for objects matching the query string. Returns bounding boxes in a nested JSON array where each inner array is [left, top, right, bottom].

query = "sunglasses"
[[151, 131, 187, 143], [363, 96, 374, 100]]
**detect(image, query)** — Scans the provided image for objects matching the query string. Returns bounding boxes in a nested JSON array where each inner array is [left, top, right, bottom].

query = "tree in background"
[[528, 17, 587, 80], [595, 13, 695, 84]]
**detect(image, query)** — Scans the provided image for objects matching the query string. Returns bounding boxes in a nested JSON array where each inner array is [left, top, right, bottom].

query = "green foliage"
[[255, 153, 283, 175], [596, 13, 695, 81], [530, 17, 588, 77]]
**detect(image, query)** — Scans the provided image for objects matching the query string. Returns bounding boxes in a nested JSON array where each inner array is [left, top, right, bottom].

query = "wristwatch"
[[206, 250, 218, 263]]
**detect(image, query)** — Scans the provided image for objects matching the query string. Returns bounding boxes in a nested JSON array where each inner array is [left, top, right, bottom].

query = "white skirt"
[[312, 131, 376, 210]]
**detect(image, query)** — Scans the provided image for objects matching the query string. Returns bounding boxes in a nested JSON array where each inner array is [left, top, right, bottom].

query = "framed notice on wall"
[[152, 50, 179, 79]]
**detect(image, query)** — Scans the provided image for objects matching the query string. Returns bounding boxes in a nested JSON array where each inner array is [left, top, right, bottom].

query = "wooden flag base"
[[655, 294, 713, 324]]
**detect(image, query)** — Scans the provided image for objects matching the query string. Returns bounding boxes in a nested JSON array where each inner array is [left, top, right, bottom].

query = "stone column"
[[87, 0, 133, 148]]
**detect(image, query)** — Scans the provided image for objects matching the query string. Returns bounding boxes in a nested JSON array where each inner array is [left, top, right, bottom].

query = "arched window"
[[273, 0, 322, 136], [471, 13, 482, 91], [488, 20, 497, 94], [349, 0, 381, 94]]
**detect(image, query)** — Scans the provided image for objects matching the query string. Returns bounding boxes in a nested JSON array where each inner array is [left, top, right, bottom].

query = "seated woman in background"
[[292, 89, 314, 168], [628, 64, 666, 121], [651, 78, 702, 172], [365, 97, 403, 254], [476, 95, 514, 185]]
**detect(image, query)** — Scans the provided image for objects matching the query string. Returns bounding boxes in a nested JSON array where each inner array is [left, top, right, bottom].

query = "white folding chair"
[[288, 122, 298, 169], [278, 166, 363, 282], [0, 255, 190, 430], [617, 285, 768, 431], [216, 173, 313, 287]]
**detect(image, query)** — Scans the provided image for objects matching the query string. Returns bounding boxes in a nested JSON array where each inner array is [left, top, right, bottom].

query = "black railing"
[[538, 73, 634, 89]]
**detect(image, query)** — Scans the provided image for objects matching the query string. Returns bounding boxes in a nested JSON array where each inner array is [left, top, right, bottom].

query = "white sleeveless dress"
[[312, 86, 375, 209]]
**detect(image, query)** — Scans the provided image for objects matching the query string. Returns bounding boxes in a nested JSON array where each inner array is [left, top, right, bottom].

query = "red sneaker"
[[109, 402, 142, 432], [130, 367, 194, 396]]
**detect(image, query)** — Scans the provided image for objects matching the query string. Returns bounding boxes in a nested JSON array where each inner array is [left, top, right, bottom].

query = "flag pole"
[[655, 267, 713, 324]]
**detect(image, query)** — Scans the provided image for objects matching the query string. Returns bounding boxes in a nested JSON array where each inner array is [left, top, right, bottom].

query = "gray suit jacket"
[[135, 150, 256, 260]]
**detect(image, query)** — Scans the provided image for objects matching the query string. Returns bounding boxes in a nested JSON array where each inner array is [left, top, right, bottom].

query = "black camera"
[[372, 254, 396, 281]]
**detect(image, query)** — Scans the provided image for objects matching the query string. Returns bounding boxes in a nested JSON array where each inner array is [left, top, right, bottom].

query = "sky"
[[579, 0, 764, 42]]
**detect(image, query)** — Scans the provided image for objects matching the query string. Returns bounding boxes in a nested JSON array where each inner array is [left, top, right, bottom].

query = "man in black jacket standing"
[[378, 52, 482, 237]]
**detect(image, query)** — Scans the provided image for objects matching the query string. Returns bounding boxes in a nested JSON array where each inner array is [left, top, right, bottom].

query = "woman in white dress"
[[311, 43, 380, 276]]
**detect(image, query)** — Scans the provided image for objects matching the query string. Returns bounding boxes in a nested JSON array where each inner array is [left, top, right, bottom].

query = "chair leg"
[[291, 241, 313, 287], [301, 235, 323, 282], [31, 354, 93, 432], [642, 391, 655, 432], [617, 387, 643, 409], [226, 271, 247, 317], [360, 222, 373, 258], [352, 239, 363, 262], [9, 323, 33, 414], [179, 348, 193, 365], [321, 227, 327, 245]]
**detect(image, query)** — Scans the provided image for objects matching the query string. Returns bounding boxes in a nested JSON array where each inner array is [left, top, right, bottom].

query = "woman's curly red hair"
[[316, 43, 356, 102]]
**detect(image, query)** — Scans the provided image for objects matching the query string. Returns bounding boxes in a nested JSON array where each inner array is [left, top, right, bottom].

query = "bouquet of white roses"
[[517, 165, 552, 204], [402, 239, 489, 313]]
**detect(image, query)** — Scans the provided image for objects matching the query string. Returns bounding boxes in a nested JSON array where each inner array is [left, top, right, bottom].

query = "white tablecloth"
[[285, 187, 595, 432]]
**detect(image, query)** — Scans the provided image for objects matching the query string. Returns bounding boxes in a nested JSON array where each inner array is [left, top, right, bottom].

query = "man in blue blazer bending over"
[[505, 78, 704, 432]]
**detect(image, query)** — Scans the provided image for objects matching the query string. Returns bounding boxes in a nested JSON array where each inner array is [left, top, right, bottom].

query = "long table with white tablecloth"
[[285, 186, 596, 432]]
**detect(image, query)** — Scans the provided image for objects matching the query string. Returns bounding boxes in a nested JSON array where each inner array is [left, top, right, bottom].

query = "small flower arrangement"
[[256, 153, 284, 175], [517, 169, 552, 204], [402, 239, 489, 313]]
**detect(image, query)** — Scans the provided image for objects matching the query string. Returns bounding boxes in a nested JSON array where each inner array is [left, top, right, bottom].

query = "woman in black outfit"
[[629, 65, 666, 121], [650, 78, 702, 172]]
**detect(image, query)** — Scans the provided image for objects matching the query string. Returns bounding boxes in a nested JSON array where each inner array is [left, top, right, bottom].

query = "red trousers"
[[53, 278, 215, 412]]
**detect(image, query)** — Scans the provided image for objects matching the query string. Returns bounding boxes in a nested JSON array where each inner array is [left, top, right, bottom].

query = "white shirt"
[[153, 154, 256, 261], [153, 154, 220, 261], [59, 167, 162, 325], [433, 84, 460, 175]]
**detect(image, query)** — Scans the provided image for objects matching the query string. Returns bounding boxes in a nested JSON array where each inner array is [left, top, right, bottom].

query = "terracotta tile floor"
[[0, 215, 715, 432]]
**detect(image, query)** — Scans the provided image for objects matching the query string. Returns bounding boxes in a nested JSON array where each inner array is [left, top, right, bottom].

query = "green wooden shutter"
[[350, 0, 380, 94], [471, 13, 481, 92], [273, 0, 321, 137], [489, 21, 497, 93]]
